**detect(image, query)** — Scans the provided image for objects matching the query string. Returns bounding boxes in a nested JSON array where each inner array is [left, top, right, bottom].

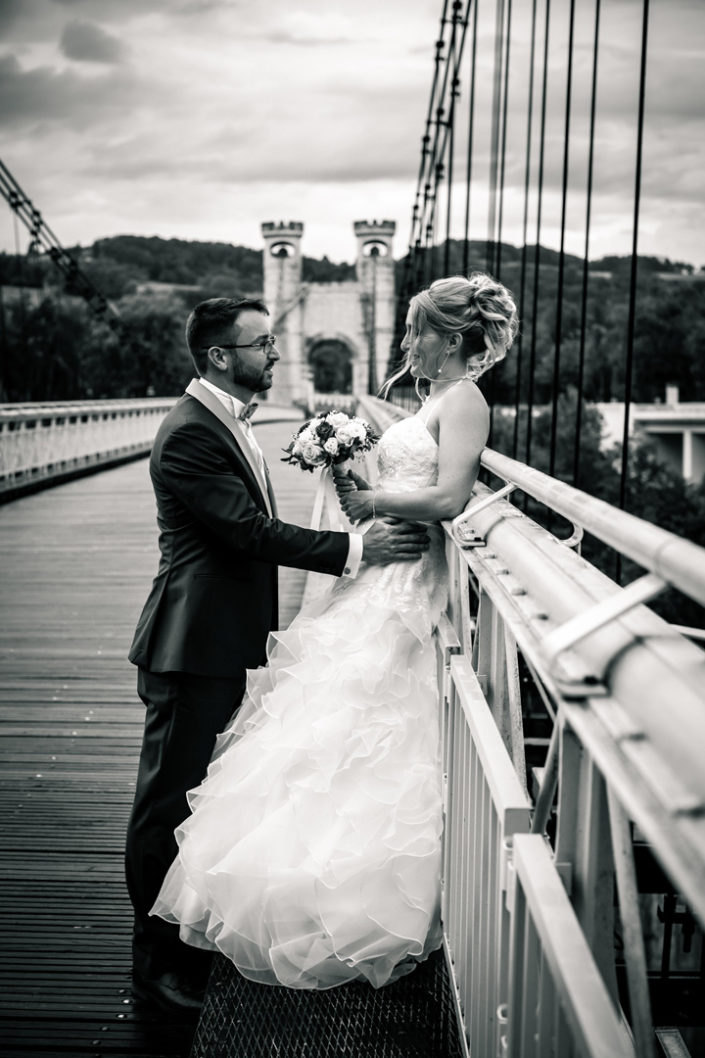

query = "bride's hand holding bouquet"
[[333, 475, 376, 525], [282, 409, 421, 552], [283, 410, 379, 526], [282, 410, 377, 474]]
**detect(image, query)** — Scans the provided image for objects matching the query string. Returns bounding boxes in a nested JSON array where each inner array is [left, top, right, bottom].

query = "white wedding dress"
[[151, 412, 449, 989]]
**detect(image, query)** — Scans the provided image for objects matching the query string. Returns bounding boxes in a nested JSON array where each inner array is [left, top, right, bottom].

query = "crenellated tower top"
[[261, 221, 304, 263], [262, 221, 304, 235], [353, 220, 396, 269], [353, 220, 396, 237]]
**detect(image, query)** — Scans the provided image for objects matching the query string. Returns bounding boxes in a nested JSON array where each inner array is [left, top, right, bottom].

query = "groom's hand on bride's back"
[[362, 519, 429, 565]]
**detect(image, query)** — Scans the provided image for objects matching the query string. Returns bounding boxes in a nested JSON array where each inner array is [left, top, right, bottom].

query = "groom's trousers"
[[125, 667, 246, 981]]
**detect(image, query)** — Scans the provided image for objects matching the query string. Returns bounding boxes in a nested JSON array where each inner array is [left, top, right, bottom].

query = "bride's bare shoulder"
[[441, 380, 489, 424]]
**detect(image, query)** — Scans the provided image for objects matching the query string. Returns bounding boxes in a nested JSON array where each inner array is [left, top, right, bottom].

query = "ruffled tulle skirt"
[[151, 552, 445, 990]]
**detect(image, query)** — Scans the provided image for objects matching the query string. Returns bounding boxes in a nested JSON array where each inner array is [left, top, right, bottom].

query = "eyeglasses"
[[206, 335, 278, 352]]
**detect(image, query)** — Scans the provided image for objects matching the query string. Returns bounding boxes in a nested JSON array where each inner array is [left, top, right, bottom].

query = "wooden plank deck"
[[0, 418, 319, 1057]]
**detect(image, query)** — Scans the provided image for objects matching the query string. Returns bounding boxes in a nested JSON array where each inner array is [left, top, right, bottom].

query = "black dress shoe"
[[132, 969, 205, 1014]]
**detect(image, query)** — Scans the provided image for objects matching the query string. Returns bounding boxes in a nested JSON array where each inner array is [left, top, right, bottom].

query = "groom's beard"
[[229, 354, 275, 393]]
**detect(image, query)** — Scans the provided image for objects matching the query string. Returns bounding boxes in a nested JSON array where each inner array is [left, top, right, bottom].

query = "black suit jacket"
[[129, 390, 349, 677]]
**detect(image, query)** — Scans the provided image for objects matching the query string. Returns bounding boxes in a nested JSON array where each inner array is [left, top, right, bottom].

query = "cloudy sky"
[[0, 0, 703, 268]]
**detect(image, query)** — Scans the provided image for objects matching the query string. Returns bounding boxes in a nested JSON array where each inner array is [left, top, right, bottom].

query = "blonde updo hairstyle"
[[382, 272, 518, 397]]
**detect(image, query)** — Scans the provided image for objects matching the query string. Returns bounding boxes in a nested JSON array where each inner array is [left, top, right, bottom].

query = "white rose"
[[323, 437, 340, 456], [291, 437, 305, 456], [309, 417, 323, 431], [326, 412, 349, 428], [297, 426, 314, 444], [301, 440, 326, 466], [335, 423, 358, 445], [350, 421, 368, 440]]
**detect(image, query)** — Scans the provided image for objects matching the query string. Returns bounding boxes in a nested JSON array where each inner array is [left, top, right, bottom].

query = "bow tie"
[[237, 401, 258, 422]]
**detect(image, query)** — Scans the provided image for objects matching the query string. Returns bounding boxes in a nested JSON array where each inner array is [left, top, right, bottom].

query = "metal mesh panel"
[[191, 950, 464, 1058]]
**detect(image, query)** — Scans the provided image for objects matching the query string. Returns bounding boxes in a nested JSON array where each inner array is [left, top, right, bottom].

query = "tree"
[[0, 251, 47, 288], [197, 270, 248, 299], [80, 257, 146, 299], [79, 294, 191, 398], [0, 295, 90, 400]]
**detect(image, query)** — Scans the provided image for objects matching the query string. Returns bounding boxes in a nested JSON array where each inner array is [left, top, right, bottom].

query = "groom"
[[125, 296, 428, 1013]]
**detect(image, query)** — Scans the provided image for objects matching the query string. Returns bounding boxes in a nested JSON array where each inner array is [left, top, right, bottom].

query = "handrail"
[[0, 398, 176, 424], [0, 399, 174, 496], [0, 399, 304, 500], [477, 447, 705, 609], [450, 482, 705, 893]]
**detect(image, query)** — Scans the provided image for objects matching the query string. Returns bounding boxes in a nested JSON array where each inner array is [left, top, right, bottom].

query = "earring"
[[436, 350, 451, 377]]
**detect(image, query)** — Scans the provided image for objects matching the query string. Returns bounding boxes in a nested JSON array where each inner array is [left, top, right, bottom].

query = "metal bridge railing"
[[0, 398, 176, 497], [439, 643, 531, 1058], [507, 833, 636, 1058], [0, 397, 305, 501], [307, 395, 705, 1058]]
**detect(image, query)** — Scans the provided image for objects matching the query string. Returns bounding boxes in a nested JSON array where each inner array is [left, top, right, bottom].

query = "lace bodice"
[[316, 412, 447, 629], [376, 415, 438, 492]]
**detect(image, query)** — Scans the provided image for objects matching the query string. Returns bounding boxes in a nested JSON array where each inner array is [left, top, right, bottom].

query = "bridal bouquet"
[[282, 410, 378, 472]]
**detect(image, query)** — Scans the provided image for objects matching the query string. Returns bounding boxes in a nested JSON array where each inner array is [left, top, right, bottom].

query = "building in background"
[[596, 386, 705, 484], [261, 220, 396, 404]]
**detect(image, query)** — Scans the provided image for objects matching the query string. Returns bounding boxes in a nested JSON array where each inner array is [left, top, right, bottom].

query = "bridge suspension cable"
[[395, 0, 655, 517], [511, 0, 538, 461], [0, 159, 122, 330], [548, 0, 576, 481], [619, 0, 651, 516], [574, 0, 602, 488], [525, 0, 551, 471]]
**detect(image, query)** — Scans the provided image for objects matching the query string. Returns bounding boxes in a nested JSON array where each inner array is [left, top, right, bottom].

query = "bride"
[[151, 272, 518, 990]]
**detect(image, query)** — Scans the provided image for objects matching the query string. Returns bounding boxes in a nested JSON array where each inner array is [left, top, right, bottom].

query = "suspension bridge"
[[1, 0, 704, 1056]]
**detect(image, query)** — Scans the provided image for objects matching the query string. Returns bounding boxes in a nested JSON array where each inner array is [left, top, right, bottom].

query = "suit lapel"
[[263, 458, 278, 518], [185, 378, 274, 518]]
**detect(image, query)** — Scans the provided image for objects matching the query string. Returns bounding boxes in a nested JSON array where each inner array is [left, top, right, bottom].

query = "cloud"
[[0, 55, 161, 130], [60, 19, 126, 63], [0, 0, 25, 38], [0, 0, 701, 268], [262, 29, 350, 46], [175, 0, 242, 14], [48, 0, 166, 11], [48, 0, 242, 22]]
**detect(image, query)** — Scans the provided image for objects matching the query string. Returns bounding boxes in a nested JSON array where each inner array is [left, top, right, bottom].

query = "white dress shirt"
[[195, 377, 362, 578]]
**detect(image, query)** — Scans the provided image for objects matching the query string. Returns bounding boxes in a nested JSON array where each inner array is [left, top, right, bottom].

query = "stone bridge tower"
[[261, 222, 305, 405], [354, 220, 396, 395], [261, 219, 396, 405]]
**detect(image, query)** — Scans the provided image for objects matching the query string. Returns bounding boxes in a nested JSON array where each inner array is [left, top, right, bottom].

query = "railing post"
[[553, 716, 581, 893], [573, 746, 619, 1006], [471, 588, 490, 697], [607, 788, 657, 1058], [501, 626, 526, 793]]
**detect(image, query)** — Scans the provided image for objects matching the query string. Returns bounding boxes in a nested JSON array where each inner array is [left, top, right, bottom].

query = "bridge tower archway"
[[306, 335, 355, 394]]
